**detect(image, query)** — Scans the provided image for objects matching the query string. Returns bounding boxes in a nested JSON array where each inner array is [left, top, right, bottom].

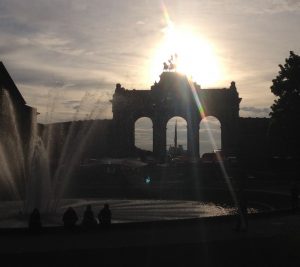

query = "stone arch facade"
[[112, 72, 241, 160]]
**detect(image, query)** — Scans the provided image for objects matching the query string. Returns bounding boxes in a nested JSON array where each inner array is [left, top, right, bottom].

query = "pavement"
[[1, 210, 300, 266]]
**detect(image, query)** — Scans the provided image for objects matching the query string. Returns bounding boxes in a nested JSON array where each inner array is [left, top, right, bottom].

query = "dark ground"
[[1, 210, 300, 266], [67, 162, 294, 211], [1, 162, 299, 266]]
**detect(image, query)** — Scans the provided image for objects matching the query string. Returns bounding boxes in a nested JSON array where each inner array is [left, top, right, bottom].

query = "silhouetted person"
[[28, 208, 42, 233], [139, 150, 146, 162], [233, 158, 248, 232], [63, 207, 78, 229], [81, 204, 97, 228], [231, 155, 247, 189], [235, 189, 248, 232], [290, 182, 299, 212], [98, 203, 112, 227]]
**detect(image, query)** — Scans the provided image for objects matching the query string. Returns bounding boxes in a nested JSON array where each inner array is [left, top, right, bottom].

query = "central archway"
[[166, 117, 187, 157]]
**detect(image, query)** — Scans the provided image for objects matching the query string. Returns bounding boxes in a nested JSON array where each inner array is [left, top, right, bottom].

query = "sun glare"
[[150, 24, 223, 87]]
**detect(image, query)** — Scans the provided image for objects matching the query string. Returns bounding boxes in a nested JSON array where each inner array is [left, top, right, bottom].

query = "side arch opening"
[[199, 116, 221, 158], [134, 117, 153, 152]]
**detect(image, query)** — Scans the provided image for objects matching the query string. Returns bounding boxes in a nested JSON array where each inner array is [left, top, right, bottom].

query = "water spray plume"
[[0, 87, 107, 214]]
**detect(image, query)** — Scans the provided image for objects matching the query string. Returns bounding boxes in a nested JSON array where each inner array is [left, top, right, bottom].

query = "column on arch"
[[222, 116, 239, 155], [187, 118, 200, 159], [220, 119, 227, 153], [153, 118, 167, 161], [127, 118, 135, 152], [112, 115, 135, 156]]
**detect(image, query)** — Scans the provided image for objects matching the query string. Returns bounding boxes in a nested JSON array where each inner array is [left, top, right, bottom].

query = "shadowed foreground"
[[1, 211, 300, 266]]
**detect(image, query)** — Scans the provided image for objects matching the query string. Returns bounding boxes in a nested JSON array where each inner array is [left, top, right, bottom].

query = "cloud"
[[250, 0, 300, 13], [199, 0, 300, 14], [0, 0, 164, 123], [136, 21, 145, 25], [1, 0, 300, 126], [33, 89, 113, 123], [240, 106, 271, 117]]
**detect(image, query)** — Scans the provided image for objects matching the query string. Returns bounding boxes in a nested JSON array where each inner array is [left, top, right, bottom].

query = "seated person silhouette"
[[28, 208, 42, 233], [63, 207, 78, 229], [98, 203, 112, 227], [235, 188, 248, 232], [81, 204, 97, 228], [291, 182, 299, 212]]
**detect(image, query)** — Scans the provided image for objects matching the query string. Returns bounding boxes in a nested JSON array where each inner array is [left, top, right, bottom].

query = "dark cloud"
[[241, 106, 270, 113], [63, 100, 81, 109], [0, 44, 18, 54], [7, 65, 116, 91], [64, 80, 115, 91], [261, 0, 300, 13], [9, 67, 65, 88]]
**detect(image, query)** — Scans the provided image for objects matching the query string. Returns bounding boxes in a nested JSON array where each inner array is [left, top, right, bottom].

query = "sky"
[[1, 0, 300, 154]]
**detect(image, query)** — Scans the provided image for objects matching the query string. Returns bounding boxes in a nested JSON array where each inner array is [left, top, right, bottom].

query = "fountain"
[[0, 87, 114, 222], [0, 90, 28, 201], [0, 88, 243, 228], [0, 89, 51, 213], [0, 72, 280, 229]]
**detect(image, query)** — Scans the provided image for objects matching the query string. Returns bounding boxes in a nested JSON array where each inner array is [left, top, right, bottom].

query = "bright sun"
[[150, 24, 223, 87]]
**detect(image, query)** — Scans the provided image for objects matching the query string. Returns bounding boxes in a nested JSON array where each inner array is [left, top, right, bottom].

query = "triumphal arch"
[[111, 71, 241, 160]]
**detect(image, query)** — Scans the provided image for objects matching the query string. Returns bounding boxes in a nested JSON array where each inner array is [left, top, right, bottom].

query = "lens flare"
[[152, 2, 239, 215], [187, 79, 239, 208]]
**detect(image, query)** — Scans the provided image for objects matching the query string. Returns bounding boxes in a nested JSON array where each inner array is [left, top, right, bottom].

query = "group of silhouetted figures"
[[27, 182, 300, 234], [28, 204, 111, 233]]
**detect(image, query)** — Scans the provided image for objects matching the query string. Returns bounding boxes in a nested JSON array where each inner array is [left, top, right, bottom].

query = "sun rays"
[[149, 3, 223, 88]]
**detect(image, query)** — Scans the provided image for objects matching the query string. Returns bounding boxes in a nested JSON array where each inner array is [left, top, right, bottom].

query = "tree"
[[270, 51, 300, 156]]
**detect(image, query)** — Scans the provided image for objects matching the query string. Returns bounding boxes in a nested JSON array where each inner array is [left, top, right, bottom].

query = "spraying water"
[[24, 137, 52, 213], [0, 90, 26, 200], [0, 88, 106, 214]]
